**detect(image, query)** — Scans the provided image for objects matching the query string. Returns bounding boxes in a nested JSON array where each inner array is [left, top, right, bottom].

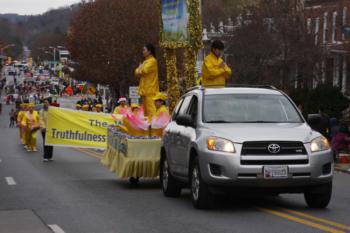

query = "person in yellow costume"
[[113, 97, 129, 115], [134, 43, 159, 118], [17, 103, 27, 146], [151, 92, 170, 137], [202, 40, 232, 87], [118, 103, 149, 137], [82, 104, 89, 111], [21, 103, 40, 152], [130, 104, 140, 114], [95, 104, 103, 113]]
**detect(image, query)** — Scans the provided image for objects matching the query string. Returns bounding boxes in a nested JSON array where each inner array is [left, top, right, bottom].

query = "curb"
[[335, 167, 350, 174]]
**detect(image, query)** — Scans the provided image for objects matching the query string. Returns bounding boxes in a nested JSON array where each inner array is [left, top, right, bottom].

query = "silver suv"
[[160, 86, 333, 209]]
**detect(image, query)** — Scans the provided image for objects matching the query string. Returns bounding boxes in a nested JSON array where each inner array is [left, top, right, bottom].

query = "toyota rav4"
[[160, 86, 333, 209]]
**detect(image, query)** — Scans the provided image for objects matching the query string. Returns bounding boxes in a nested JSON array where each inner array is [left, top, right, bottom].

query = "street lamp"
[[45, 51, 56, 71], [49, 45, 65, 64], [49, 46, 57, 64]]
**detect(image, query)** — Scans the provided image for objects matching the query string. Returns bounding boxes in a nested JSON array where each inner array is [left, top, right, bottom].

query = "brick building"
[[303, 0, 350, 93]]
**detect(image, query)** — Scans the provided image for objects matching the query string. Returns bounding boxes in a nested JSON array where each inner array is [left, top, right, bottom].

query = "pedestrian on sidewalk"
[[330, 117, 340, 140], [9, 108, 15, 127], [331, 124, 350, 161], [40, 99, 53, 162]]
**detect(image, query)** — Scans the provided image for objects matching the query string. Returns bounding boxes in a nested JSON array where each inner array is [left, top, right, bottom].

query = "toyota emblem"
[[268, 144, 281, 154]]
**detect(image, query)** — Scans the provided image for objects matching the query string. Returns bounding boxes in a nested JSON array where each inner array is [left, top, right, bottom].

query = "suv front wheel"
[[160, 154, 181, 197], [190, 157, 212, 209], [304, 182, 332, 208]]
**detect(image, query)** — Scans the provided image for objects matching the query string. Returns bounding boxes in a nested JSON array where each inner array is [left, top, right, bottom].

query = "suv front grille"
[[241, 141, 307, 155], [241, 159, 308, 165]]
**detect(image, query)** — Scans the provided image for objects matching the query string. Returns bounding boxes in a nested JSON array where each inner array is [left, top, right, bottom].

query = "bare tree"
[[66, 0, 164, 96], [226, 0, 323, 90]]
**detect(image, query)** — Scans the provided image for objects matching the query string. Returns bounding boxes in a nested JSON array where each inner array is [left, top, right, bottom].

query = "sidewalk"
[[335, 163, 350, 174]]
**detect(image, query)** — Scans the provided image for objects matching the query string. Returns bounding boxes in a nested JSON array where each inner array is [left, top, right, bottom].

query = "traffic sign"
[[129, 86, 140, 98]]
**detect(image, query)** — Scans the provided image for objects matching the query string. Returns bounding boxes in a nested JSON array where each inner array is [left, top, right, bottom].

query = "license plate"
[[263, 166, 288, 179]]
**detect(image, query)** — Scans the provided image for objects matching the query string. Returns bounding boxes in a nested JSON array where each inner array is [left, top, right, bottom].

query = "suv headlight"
[[207, 137, 235, 153], [310, 136, 330, 152]]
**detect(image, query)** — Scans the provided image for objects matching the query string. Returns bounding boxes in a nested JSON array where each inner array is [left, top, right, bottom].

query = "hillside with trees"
[[0, 4, 80, 61]]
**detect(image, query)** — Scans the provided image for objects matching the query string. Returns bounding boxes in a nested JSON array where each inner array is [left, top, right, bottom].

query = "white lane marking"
[[5, 177, 16, 185], [48, 224, 66, 233]]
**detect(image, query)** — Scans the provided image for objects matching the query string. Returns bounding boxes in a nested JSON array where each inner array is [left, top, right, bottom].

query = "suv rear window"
[[203, 94, 303, 123]]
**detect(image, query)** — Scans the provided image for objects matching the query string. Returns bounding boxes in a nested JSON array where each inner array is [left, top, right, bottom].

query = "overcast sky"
[[0, 0, 81, 15]]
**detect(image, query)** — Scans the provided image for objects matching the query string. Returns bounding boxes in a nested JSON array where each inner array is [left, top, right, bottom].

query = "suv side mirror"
[[307, 114, 321, 130], [176, 115, 194, 127]]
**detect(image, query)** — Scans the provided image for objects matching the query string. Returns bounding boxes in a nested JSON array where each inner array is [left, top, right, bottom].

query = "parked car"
[[160, 86, 333, 209]]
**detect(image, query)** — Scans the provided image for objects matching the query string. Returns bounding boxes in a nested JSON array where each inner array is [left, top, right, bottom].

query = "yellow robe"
[[151, 105, 169, 137], [17, 111, 26, 144], [201, 52, 232, 87], [21, 111, 40, 149], [113, 105, 129, 115], [135, 55, 159, 117]]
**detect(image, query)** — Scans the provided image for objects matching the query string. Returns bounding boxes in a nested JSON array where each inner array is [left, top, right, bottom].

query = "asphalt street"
[[0, 103, 350, 233]]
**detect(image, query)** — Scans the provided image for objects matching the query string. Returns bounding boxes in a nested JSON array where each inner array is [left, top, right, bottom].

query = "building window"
[[323, 12, 328, 44], [315, 17, 320, 45], [332, 11, 338, 43], [343, 7, 348, 40], [307, 18, 312, 34]]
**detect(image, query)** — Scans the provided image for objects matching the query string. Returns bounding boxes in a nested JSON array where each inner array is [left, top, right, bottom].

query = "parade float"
[[101, 0, 203, 184]]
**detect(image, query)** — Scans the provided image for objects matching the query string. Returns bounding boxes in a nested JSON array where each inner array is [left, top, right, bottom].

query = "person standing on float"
[[202, 40, 232, 87], [134, 43, 159, 118]]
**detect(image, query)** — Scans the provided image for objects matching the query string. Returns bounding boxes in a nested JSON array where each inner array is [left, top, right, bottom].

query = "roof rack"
[[225, 84, 278, 90], [185, 85, 204, 92], [185, 84, 277, 93]]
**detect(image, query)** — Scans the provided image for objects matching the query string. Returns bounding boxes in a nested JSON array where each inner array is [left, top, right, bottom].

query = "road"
[[0, 103, 350, 233]]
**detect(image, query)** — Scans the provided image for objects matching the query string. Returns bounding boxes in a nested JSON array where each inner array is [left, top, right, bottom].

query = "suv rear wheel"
[[304, 182, 332, 208], [160, 154, 181, 197], [190, 157, 211, 209]]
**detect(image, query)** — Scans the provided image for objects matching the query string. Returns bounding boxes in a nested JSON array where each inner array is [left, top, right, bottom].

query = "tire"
[[160, 155, 181, 197], [304, 182, 332, 208], [190, 157, 212, 209]]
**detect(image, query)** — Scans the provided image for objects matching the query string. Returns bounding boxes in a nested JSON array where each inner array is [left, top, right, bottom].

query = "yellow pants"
[[25, 129, 37, 149], [19, 126, 25, 144], [142, 95, 156, 118]]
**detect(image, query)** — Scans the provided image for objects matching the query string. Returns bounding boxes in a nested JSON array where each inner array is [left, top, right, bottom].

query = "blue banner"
[[161, 0, 189, 44]]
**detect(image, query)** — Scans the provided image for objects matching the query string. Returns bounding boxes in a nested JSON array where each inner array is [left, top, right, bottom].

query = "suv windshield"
[[203, 94, 303, 123]]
